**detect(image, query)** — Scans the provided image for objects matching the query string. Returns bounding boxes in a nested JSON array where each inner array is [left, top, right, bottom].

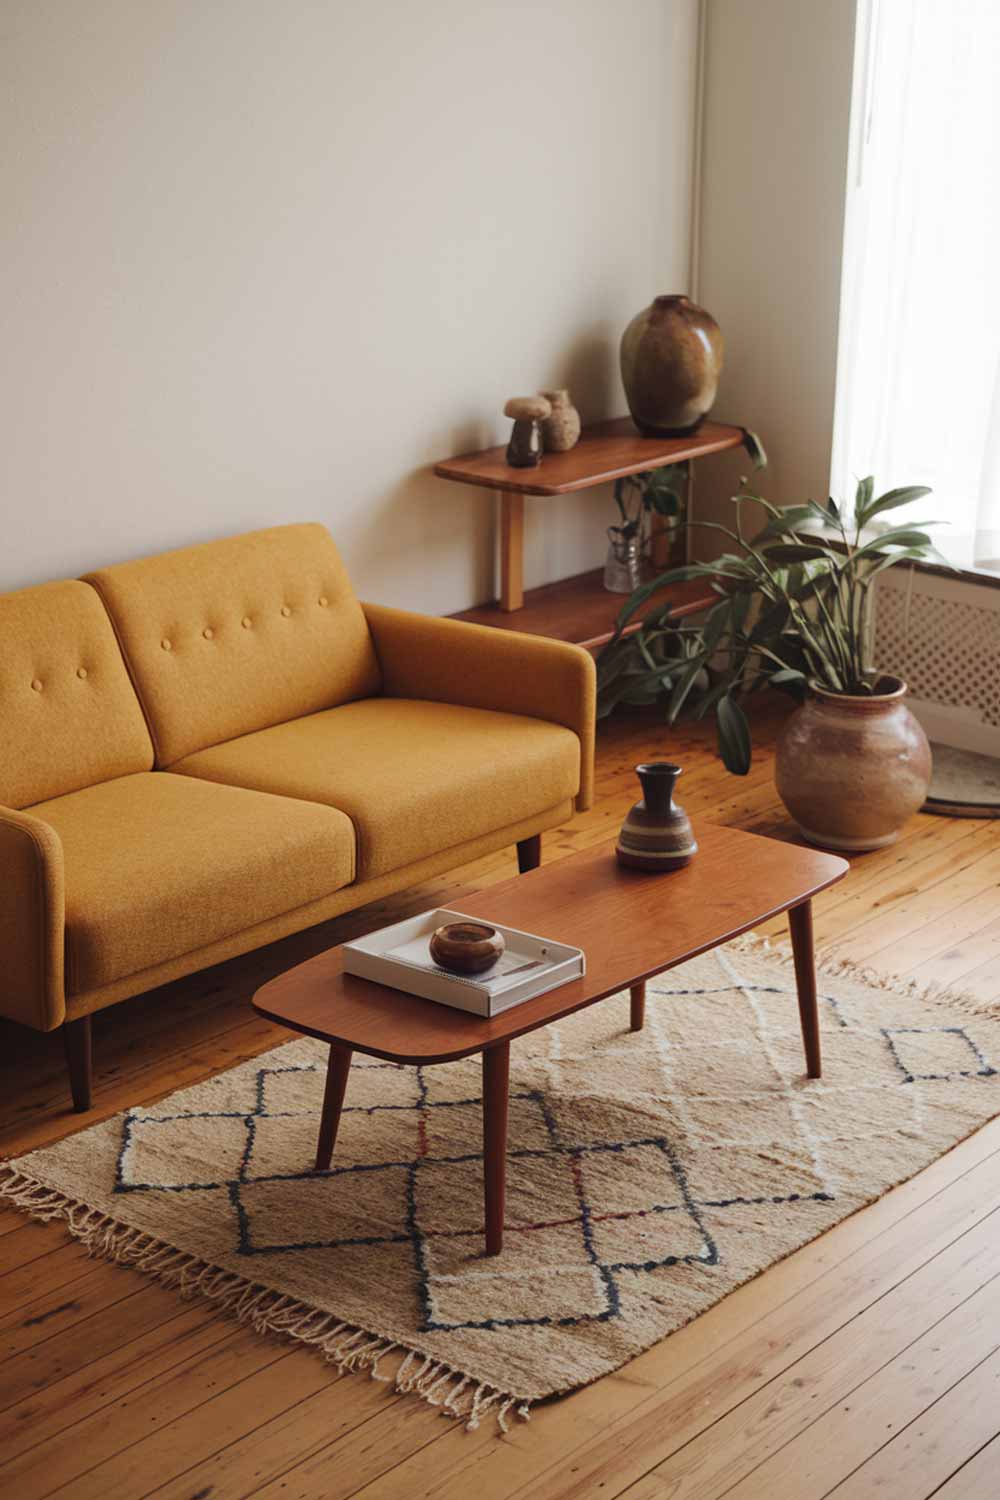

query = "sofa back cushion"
[[0, 580, 153, 809], [84, 523, 382, 766]]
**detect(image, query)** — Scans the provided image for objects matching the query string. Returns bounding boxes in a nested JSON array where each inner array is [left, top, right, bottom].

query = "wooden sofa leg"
[[63, 1016, 93, 1113], [517, 834, 541, 873]]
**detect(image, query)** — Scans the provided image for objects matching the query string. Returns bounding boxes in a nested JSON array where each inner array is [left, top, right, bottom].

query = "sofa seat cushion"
[[32, 773, 355, 994], [172, 698, 581, 880]]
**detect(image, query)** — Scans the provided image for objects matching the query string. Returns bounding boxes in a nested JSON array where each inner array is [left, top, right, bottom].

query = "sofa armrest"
[[0, 807, 65, 1032], [362, 604, 596, 810]]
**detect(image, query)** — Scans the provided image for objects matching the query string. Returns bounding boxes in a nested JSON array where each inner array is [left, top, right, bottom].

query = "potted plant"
[[597, 473, 949, 850]]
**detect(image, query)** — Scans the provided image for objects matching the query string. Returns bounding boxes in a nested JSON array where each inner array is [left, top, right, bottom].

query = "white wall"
[[1, 0, 698, 610], [694, 0, 858, 549]]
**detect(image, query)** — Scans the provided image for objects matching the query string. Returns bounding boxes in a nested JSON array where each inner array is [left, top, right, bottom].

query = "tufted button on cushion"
[[81, 523, 382, 766], [77, 666, 88, 680], [319, 596, 329, 608], [161, 638, 172, 652], [0, 579, 153, 808], [203, 627, 214, 640], [242, 616, 253, 629], [281, 605, 291, 618]]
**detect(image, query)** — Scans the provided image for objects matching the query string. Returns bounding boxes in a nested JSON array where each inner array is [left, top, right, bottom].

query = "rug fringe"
[[0, 1164, 533, 1433], [727, 933, 999, 1020]]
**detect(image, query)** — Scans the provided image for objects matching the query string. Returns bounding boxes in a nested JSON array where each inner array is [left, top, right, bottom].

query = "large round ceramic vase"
[[619, 294, 724, 437], [776, 678, 932, 852], [616, 763, 697, 872]]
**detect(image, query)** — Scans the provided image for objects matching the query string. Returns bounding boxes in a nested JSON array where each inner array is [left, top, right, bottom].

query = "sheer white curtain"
[[831, 0, 1000, 569]]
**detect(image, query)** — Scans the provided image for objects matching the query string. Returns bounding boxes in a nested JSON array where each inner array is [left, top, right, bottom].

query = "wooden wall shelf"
[[434, 416, 745, 498], [435, 413, 746, 645], [450, 568, 716, 652]]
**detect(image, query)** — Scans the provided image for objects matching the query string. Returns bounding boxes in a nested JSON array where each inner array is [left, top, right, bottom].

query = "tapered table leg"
[[788, 900, 821, 1078], [482, 1042, 511, 1255], [315, 1043, 353, 1171], [630, 982, 646, 1032]]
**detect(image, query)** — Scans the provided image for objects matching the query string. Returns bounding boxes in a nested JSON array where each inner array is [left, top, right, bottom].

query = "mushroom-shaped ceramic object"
[[504, 395, 552, 468]]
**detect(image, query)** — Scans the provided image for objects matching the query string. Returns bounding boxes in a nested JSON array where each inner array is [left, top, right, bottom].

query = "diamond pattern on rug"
[[106, 960, 897, 1334], [883, 1025, 996, 1083], [8, 942, 1000, 1406]]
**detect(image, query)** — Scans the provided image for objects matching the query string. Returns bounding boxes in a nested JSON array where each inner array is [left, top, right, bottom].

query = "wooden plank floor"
[[1, 703, 999, 1500]]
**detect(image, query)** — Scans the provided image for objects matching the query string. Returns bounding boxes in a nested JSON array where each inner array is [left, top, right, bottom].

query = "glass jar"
[[604, 526, 643, 593]]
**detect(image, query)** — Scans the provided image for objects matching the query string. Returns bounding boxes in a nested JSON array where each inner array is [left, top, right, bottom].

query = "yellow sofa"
[[0, 524, 595, 1109]]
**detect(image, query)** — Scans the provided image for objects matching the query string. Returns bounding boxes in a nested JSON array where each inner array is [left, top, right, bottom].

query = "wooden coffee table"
[[252, 824, 847, 1254]]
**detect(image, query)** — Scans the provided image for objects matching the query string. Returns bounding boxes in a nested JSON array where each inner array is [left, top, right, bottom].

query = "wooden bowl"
[[429, 922, 505, 975]]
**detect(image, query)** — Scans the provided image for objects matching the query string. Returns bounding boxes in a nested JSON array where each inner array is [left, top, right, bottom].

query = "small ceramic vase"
[[504, 395, 551, 468], [539, 388, 581, 452], [430, 921, 505, 974], [616, 763, 697, 872]]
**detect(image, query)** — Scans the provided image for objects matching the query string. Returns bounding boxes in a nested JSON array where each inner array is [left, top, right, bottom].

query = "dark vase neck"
[[637, 762, 681, 820]]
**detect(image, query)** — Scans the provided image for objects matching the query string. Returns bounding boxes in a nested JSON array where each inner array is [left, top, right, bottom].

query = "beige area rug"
[[4, 940, 1000, 1430]]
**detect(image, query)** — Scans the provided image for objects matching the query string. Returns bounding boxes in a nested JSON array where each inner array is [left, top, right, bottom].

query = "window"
[[831, 0, 1000, 570]]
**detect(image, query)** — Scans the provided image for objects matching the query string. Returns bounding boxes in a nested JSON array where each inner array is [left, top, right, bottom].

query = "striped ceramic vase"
[[616, 763, 697, 872]]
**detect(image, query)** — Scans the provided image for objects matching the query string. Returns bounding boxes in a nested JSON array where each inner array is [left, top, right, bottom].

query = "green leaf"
[[693, 678, 731, 720], [611, 565, 712, 633], [596, 659, 681, 717], [646, 463, 686, 491], [716, 693, 752, 775], [784, 563, 805, 597], [735, 491, 783, 520], [857, 484, 932, 527], [636, 634, 660, 672], [753, 506, 818, 542], [806, 499, 837, 526], [760, 542, 834, 563], [917, 544, 955, 570], [852, 527, 936, 560], [666, 654, 708, 723], [854, 476, 875, 523], [860, 544, 953, 582], [594, 643, 633, 690], [767, 667, 809, 702], [701, 598, 730, 654], [740, 428, 768, 471], [645, 489, 681, 518], [712, 552, 756, 573], [729, 590, 752, 638], [749, 594, 791, 642]]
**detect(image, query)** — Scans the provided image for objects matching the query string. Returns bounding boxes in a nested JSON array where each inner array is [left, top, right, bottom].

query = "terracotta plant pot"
[[775, 677, 932, 852], [619, 294, 723, 437]]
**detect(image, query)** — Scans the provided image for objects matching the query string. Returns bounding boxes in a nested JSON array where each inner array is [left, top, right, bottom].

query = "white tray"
[[342, 908, 585, 1018]]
